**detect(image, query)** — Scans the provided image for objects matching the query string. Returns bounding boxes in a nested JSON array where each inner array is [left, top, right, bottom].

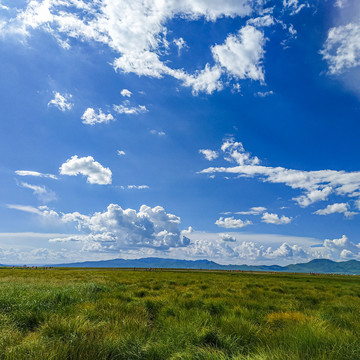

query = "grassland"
[[0, 268, 359, 359]]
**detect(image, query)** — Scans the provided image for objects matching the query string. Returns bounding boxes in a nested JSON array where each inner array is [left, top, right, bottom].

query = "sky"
[[0, 0, 360, 265]]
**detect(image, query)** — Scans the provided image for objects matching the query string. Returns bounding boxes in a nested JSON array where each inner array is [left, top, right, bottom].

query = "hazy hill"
[[52, 257, 360, 274]]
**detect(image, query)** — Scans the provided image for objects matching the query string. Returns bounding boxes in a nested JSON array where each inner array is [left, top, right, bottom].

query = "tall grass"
[[0, 269, 359, 359]]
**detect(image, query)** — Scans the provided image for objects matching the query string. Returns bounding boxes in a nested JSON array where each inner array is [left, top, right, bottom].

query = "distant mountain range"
[[49, 257, 360, 275]]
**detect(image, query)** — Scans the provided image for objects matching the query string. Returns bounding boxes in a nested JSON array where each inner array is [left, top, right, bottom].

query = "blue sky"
[[0, 0, 360, 265]]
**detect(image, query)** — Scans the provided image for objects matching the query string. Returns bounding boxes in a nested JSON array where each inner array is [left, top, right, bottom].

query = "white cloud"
[[232, 83, 241, 93], [247, 15, 275, 28], [255, 90, 274, 97], [174, 37, 187, 54], [59, 155, 112, 185], [0, 3, 9, 11], [7, 204, 59, 218], [181, 64, 223, 95], [283, 0, 309, 16], [199, 149, 218, 161], [3, 0, 269, 94], [48, 92, 73, 111], [355, 199, 360, 210], [221, 138, 260, 165], [215, 216, 252, 229], [15, 170, 58, 179], [168, 232, 311, 264], [236, 206, 267, 215], [211, 25, 266, 82], [267, 242, 307, 259], [200, 138, 360, 208], [81, 108, 114, 125], [18, 182, 56, 202], [220, 233, 236, 242], [314, 203, 357, 217], [117, 150, 126, 156], [321, 235, 360, 260], [288, 24, 297, 36], [5, 202, 360, 264], [261, 212, 292, 225], [120, 185, 149, 190], [7, 204, 44, 215], [150, 130, 166, 136], [120, 89, 132, 97], [335, 0, 348, 8], [321, 23, 360, 75], [113, 103, 148, 115], [52, 203, 190, 250], [294, 186, 332, 207]]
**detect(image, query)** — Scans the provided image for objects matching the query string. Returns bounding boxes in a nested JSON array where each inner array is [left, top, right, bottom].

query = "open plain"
[[0, 268, 359, 359]]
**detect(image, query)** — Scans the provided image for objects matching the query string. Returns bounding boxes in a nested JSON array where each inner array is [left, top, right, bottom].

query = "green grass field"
[[0, 268, 360, 359]]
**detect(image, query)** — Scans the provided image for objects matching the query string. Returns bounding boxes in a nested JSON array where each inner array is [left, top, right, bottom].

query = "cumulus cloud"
[[321, 235, 360, 260], [294, 187, 332, 207], [48, 91, 73, 111], [6, 201, 360, 264], [15, 170, 58, 179], [81, 108, 114, 125], [18, 182, 56, 202], [314, 203, 357, 217], [200, 138, 360, 209], [2, 0, 272, 94], [168, 234, 310, 264], [120, 89, 132, 97], [221, 138, 260, 165], [215, 217, 252, 229], [51, 203, 190, 251], [199, 149, 218, 161], [220, 233, 236, 242], [169, 231, 360, 264], [261, 212, 292, 225], [181, 64, 223, 95], [0, 245, 68, 264], [211, 25, 266, 82], [321, 22, 360, 75], [266, 242, 307, 259], [59, 155, 112, 185]]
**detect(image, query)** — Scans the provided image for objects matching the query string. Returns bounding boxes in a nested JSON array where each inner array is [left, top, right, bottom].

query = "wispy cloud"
[[18, 182, 56, 202], [48, 92, 73, 111], [15, 170, 58, 180], [200, 138, 360, 211]]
